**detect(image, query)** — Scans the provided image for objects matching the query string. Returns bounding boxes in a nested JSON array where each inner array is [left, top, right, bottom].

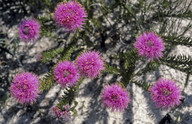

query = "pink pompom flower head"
[[18, 19, 40, 42], [149, 78, 182, 109], [76, 51, 105, 79], [134, 32, 165, 61], [10, 72, 40, 104], [101, 83, 130, 112], [54, 1, 87, 31], [53, 61, 80, 87]]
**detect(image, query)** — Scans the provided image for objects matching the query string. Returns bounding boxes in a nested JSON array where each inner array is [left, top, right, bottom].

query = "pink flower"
[[149, 79, 182, 109], [53, 61, 79, 87], [49, 105, 71, 122], [101, 83, 130, 111], [76, 51, 105, 79], [10, 72, 40, 104], [49, 105, 62, 118], [18, 19, 40, 42], [63, 104, 70, 111], [54, 1, 87, 31], [134, 32, 165, 61], [60, 110, 71, 122]]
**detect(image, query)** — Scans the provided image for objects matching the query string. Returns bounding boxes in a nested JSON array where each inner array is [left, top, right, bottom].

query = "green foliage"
[[119, 50, 138, 86], [57, 77, 84, 107], [57, 88, 75, 108], [37, 13, 56, 38], [41, 32, 80, 63], [184, 72, 190, 88], [103, 64, 120, 75], [25, 0, 60, 11], [135, 61, 160, 76], [61, 45, 77, 61], [41, 47, 64, 63], [60, 39, 77, 61], [0, 92, 9, 106], [104, 49, 139, 87], [163, 35, 192, 47], [161, 55, 192, 73], [56, 77, 84, 116], [131, 80, 151, 91], [180, 10, 192, 19], [39, 71, 55, 92], [70, 101, 78, 116]]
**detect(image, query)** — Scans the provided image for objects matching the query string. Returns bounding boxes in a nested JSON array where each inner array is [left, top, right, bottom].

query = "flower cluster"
[[54, 61, 80, 87], [49, 105, 71, 122], [18, 19, 40, 42], [10, 72, 40, 104], [12, 0, 185, 118], [54, 1, 87, 31], [76, 51, 105, 79], [134, 32, 165, 61], [149, 78, 182, 109], [49, 105, 62, 118], [101, 83, 130, 111]]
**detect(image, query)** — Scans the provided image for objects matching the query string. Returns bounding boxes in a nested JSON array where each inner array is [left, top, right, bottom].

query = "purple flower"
[[149, 78, 182, 109], [54, 1, 87, 31], [62, 104, 70, 111], [49, 105, 71, 122], [10, 72, 40, 104], [49, 105, 62, 118], [53, 61, 80, 87], [101, 83, 130, 111], [18, 19, 40, 42], [76, 51, 105, 79], [60, 109, 71, 122], [134, 32, 165, 61]]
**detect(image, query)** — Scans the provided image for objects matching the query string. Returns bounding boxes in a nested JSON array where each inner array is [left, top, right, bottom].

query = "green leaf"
[[135, 61, 160, 76], [131, 80, 151, 91], [72, 109, 78, 116], [0, 92, 9, 105], [125, 5, 136, 16], [61, 45, 77, 61], [71, 101, 78, 110], [42, 47, 64, 63], [39, 71, 55, 92], [103, 64, 120, 74], [160, 55, 192, 73], [185, 72, 190, 88], [163, 35, 192, 47]]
